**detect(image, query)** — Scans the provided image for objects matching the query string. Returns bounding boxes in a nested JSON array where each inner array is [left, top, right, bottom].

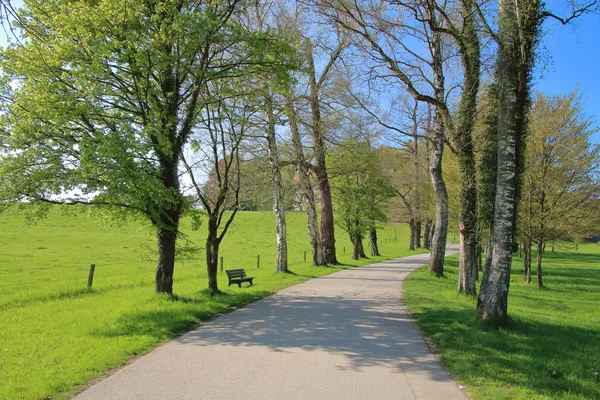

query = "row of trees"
[[314, 0, 598, 325], [0, 0, 598, 326]]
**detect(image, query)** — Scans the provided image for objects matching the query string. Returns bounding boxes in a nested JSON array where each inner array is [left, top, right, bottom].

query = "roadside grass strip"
[[0, 207, 424, 400], [404, 244, 600, 400]]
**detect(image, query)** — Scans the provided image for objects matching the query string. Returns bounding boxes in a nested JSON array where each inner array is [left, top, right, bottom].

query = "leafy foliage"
[[329, 139, 395, 248], [0, 0, 298, 292], [520, 91, 600, 245]]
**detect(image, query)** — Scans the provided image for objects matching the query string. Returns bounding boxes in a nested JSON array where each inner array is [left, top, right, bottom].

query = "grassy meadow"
[[0, 206, 422, 400], [404, 243, 600, 400]]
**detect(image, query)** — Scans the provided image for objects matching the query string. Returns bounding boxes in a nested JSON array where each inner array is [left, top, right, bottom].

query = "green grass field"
[[0, 206, 421, 400], [404, 244, 600, 400]]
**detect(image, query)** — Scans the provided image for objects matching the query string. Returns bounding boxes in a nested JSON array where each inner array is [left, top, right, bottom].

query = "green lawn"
[[404, 243, 600, 400], [0, 206, 422, 400]]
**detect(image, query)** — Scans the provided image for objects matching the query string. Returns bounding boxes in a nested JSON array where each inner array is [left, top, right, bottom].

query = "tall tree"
[[439, 0, 482, 296], [477, 0, 539, 323], [243, 1, 295, 274], [304, 36, 345, 265], [285, 88, 324, 266], [264, 92, 289, 273]]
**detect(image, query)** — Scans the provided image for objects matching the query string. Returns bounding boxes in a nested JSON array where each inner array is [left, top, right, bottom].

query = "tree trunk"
[[423, 219, 431, 249], [306, 39, 337, 265], [265, 94, 288, 273], [479, 234, 494, 295], [523, 236, 531, 282], [454, 0, 480, 297], [370, 229, 380, 256], [155, 155, 181, 294], [352, 233, 366, 260], [477, 0, 537, 325], [525, 185, 533, 283], [285, 90, 324, 266], [428, 113, 449, 276], [477, 81, 519, 324], [429, 223, 435, 251], [409, 218, 415, 250], [319, 181, 337, 264], [476, 241, 482, 279], [273, 187, 289, 274], [206, 222, 221, 294], [427, 15, 449, 277], [155, 227, 177, 294], [456, 153, 478, 297], [412, 120, 422, 250], [458, 226, 477, 295], [536, 241, 544, 289]]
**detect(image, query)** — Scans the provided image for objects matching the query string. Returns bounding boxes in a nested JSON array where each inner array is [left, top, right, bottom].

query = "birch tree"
[[242, 1, 296, 274], [264, 92, 289, 273]]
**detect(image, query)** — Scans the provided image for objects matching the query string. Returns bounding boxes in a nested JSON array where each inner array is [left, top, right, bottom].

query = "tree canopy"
[[0, 0, 296, 293]]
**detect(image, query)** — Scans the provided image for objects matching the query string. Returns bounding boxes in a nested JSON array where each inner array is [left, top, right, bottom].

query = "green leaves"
[[0, 0, 298, 223], [520, 90, 600, 244], [329, 138, 395, 237]]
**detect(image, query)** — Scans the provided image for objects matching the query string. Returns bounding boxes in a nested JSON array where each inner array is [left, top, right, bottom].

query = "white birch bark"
[[265, 94, 288, 273], [427, 5, 449, 276]]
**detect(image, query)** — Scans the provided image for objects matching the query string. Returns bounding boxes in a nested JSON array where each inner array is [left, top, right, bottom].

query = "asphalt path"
[[75, 246, 466, 400]]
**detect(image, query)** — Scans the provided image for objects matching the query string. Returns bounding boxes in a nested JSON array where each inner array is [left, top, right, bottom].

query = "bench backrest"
[[226, 269, 247, 279]]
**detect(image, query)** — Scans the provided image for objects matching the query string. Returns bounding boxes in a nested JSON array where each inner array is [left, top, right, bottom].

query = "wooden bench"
[[226, 269, 255, 287]]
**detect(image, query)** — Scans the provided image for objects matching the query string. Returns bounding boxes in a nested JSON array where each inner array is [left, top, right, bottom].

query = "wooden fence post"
[[220, 256, 224, 272], [87, 264, 96, 289], [257, 255, 260, 269]]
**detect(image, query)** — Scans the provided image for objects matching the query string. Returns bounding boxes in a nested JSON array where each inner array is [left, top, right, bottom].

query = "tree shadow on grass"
[[543, 251, 600, 264], [411, 307, 600, 399], [96, 289, 273, 341], [94, 272, 459, 384]]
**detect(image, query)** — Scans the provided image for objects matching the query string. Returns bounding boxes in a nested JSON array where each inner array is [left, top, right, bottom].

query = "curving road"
[[75, 246, 466, 400]]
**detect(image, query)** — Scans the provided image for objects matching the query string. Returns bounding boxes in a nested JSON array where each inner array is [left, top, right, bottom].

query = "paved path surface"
[[76, 247, 466, 400]]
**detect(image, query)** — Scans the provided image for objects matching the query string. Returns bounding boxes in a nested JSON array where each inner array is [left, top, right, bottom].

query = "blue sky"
[[535, 13, 600, 143]]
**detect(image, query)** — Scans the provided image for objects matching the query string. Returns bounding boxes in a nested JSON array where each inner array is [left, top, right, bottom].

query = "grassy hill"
[[0, 206, 421, 400]]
